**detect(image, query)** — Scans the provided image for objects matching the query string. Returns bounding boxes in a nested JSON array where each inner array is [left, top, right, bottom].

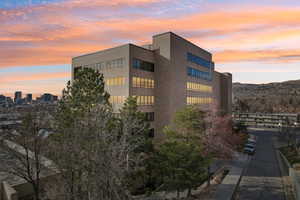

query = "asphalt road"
[[236, 130, 285, 200]]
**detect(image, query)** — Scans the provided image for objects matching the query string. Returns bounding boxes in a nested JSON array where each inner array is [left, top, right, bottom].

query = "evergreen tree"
[[158, 131, 208, 198]]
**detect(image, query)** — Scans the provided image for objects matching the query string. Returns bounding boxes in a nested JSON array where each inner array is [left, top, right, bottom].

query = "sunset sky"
[[1, 0, 300, 98]]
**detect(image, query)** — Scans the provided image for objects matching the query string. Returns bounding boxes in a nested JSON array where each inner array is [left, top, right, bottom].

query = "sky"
[[0, 0, 300, 98]]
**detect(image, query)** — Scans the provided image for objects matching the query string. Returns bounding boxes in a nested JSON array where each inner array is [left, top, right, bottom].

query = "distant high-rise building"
[[26, 94, 32, 103], [14, 91, 22, 104], [41, 93, 52, 102], [52, 95, 58, 101], [0, 95, 5, 102], [36, 93, 58, 103]]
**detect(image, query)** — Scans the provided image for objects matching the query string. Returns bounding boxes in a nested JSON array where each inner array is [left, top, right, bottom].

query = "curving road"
[[235, 130, 285, 200]]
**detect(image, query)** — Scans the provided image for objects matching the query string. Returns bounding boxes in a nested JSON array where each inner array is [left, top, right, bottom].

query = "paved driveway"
[[236, 130, 285, 200]]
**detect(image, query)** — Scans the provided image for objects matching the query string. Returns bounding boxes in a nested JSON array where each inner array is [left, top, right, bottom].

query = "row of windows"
[[132, 77, 154, 88], [133, 96, 155, 105], [187, 67, 212, 81], [145, 112, 155, 121], [186, 97, 213, 105], [76, 58, 125, 72], [187, 52, 214, 70], [109, 96, 125, 104], [109, 96, 154, 105], [187, 82, 212, 93], [105, 77, 125, 86], [133, 58, 154, 72]]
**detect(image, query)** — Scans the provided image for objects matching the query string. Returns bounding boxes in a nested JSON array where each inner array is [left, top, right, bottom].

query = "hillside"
[[233, 80, 300, 113]]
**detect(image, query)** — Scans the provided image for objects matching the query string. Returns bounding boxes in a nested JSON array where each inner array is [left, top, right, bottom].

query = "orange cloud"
[[214, 49, 300, 63], [0, 71, 69, 97], [0, 71, 69, 84], [1, 2, 300, 68]]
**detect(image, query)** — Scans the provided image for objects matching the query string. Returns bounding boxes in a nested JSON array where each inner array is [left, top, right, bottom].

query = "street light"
[[278, 123, 282, 136], [294, 122, 298, 146]]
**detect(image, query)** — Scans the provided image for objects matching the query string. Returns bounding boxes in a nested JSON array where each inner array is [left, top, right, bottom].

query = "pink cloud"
[[1, 1, 300, 68]]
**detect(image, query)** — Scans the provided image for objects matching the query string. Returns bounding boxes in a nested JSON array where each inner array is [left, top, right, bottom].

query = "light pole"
[[294, 122, 298, 149], [278, 123, 282, 137]]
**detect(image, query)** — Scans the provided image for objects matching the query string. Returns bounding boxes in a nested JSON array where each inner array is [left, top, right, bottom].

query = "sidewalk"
[[273, 135, 296, 200], [213, 153, 249, 200], [137, 154, 247, 200]]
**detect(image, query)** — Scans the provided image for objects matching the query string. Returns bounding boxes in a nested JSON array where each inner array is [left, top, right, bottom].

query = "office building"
[[26, 94, 32, 103], [36, 93, 58, 103], [14, 91, 22, 102], [72, 32, 232, 138], [14, 91, 22, 104]]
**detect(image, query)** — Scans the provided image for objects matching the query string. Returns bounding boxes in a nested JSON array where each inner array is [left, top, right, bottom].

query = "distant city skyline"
[[1, 0, 300, 96]]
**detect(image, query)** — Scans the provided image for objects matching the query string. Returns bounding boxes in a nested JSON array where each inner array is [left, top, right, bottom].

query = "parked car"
[[246, 141, 256, 147], [248, 138, 256, 143], [244, 146, 255, 155], [245, 143, 255, 149]]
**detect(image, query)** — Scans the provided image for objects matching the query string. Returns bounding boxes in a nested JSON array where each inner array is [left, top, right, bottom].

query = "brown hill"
[[233, 80, 300, 113]]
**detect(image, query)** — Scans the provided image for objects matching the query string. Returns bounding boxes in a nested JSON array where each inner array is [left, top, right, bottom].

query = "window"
[[74, 66, 82, 79], [145, 112, 154, 121], [187, 67, 212, 81], [109, 96, 125, 104], [83, 58, 125, 72], [187, 82, 212, 93], [105, 77, 125, 86], [148, 128, 154, 138], [133, 96, 155, 105], [132, 77, 155, 88], [186, 97, 213, 105], [187, 52, 214, 70], [133, 58, 154, 72]]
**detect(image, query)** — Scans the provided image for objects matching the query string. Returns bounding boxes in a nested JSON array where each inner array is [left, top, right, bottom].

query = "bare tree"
[[203, 103, 243, 186], [0, 111, 50, 200]]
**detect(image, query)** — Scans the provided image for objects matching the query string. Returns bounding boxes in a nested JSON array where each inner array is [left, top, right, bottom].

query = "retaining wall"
[[278, 150, 300, 200]]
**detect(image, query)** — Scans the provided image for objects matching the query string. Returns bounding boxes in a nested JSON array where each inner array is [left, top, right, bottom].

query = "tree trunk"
[[32, 183, 40, 200], [187, 187, 191, 197], [207, 165, 211, 187]]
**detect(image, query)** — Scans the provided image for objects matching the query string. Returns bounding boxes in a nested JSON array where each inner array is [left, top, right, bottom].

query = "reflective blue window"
[[187, 52, 214, 70], [133, 58, 154, 72], [187, 67, 212, 81]]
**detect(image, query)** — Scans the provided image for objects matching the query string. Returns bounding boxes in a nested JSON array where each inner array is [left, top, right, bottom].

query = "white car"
[[244, 146, 255, 155], [245, 142, 255, 148], [248, 138, 256, 143]]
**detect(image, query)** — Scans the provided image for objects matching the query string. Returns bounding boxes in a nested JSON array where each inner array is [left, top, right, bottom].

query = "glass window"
[[109, 96, 125, 104], [133, 96, 154, 105], [186, 96, 212, 105], [133, 58, 154, 72], [137, 77, 141, 87], [187, 52, 214, 70], [186, 82, 212, 93], [132, 77, 154, 89], [187, 67, 212, 81], [106, 77, 125, 86], [145, 112, 154, 121]]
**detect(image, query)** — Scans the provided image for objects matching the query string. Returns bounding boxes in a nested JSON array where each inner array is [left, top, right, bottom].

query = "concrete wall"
[[152, 32, 215, 138], [278, 150, 300, 199], [72, 44, 130, 111], [213, 71, 232, 114], [129, 44, 155, 114], [152, 33, 173, 140]]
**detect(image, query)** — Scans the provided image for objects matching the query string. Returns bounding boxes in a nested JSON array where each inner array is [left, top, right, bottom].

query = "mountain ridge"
[[233, 79, 300, 113]]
